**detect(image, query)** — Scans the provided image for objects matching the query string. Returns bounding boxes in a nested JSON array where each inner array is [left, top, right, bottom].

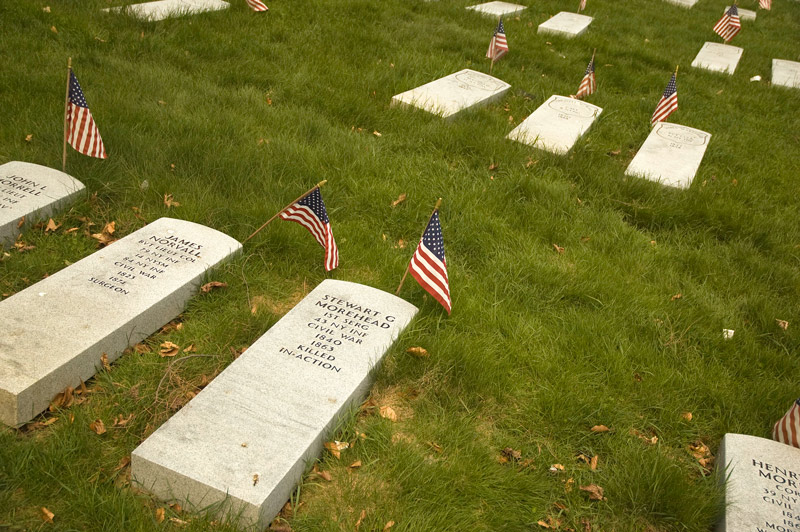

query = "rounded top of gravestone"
[[0, 161, 85, 196]]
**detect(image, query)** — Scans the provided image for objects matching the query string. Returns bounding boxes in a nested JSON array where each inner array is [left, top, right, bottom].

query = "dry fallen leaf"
[[391, 193, 407, 207], [379, 405, 398, 422], [101, 353, 111, 371], [355, 509, 366, 531], [41, 507, 55, 523], [169, 517, 189, 526], [43, 6, 51, 12], [590, 425, 610, 433], [155, 507, 165, 523], [324, 440, 349, 459], [348, 460, 362, 469], [537, 516, 561, 529], [552, 243, 565, 254], [502, 447, 522, 461], [50, 386, 74, 411], [670, 293, 682, 301], [201, 281, 228, 293], [580, 484, 605, 501], [103, 221, 116, 235], [50, 25, 57, 33], [689, 440, 714, 471], [159, 341, 180, 357], [590, 455, 598, 470], [25, 133, 34, 142], [777, 319, 789, 331], [681, 411, 693, 421], [89, 419, 106, 435], [134, 343, 149, 354], [90, 231, 116, 247], [384, 522, 395, 531], [608, 149, 621, 156], [406, 346, 429, 358], [17, 216, 25, 229], [114, 456, 131, 472], [183, 344, 195, 353], [113, 413, 134, 427], [163, 193, 181, 208], [317, 470, 332, 481], [373, 130, 382, 137], [549, 463, 564, 473], [45, 219, 60, 232]]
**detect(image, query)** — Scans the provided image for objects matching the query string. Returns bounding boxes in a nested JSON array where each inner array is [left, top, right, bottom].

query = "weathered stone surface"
[[0, 218, 241, 427], [625, 122, 711, 189], [391, 69, 510, 119], [0, 161, 84, 247], [537, 12, 593, 38], [132, 280, 418, 529], [725, 6, 756, 20], [691, 42, 743, 75], [103, 0, 229, 21], [663, 0, 699, 8], [466, 1, 527, 17], [717, 433, 800, 532], [507, 95, 602, 155], [772, 59, 800, 90]]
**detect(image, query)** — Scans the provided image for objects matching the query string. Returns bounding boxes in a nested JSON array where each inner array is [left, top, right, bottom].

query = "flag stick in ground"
[[62, 57, 72, 172], [243, 180, 327, 243], [396, 197, 442, 295]]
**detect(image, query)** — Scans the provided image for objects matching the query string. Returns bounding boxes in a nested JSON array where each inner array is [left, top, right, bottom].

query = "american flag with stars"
[[650, 72, 678, 126], [486, 18, 509, 62], [67, 70, 106, 159], [279, 187, 339, 271], [774, 398, 800, 448], [713, 5, 741, 42], [246, 0, 268, 12], [579, 0, 587, 13], [575, 56, 596, 99], [409, 210, 451, 314], [759, 0, 771, 10]]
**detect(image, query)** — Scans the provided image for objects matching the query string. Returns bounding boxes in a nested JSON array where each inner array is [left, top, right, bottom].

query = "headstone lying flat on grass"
[[132, 279, 417, 529], [717, 433, 800, 532], [507, 95, 602, 155], [691, 42, 743, 75], [391, 69, 511, 119], [537, 12, 593, 39], [103, 0, 229, 21], [466, 1, 527, 17], [772, 59, 800, 90], [663, 0, 699, 9], [0, 218, 241, 427], [0, 161, 84, 247], [725, 6, 756, 20], [625, 122, 711, 189]]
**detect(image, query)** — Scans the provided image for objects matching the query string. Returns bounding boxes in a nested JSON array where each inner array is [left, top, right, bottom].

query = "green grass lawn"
[[1, 0, 800, 530]]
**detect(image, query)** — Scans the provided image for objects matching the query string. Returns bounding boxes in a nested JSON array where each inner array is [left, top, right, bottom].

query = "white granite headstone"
[[772, 59, 800, 90], [391, 69, 511, 119], [625, 122, 711, 189], [691, 42, 743, 75], [103, 0, 229, 21], [537, 12, 593, 38], [466, 1, 527, 17], [0, 218, 241, 427], [0, 161, 84, 247], [663, 0, 699, 8], [132, 280, 418, 528], [725, 6, 756, 20], [506, 95, 602, 155], [718, 433, 800, 532]]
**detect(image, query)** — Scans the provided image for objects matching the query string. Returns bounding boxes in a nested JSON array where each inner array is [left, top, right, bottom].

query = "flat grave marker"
[[465, 1, 527, 17], [663, 0, 700, 8], [103, 0, 229, 21], [132, 279, 418, 528], [717, 433, 800, 532], [691, 42, 743, 75], [537, 12, 593, 38], [0, 161, 84, 247], [772, 59, 800, 90], [625, 122, 711, 189], [391, 69, 511, 119], [725, 6, 756, 20], [0, 217, 241, 427], [506, 95, 602, 155]]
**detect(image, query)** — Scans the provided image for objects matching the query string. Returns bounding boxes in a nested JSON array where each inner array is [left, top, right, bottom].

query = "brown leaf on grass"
[[45, 219, 60, 232], [269, 520, 293, 532], [681, 411, 693, 421], [526, 157, 538, 168], [502, 447, 522, 461], [590, 455, 598, 470], [160, 320, 182, 333], [608, 149, 621, 156], [101, 353, 111, 371], [379, 405, 398, 422], [14, 240, 35, 252], [17, 216, 25, 229], [50, 386, 74, 411], [134, 343, 149, 354], [163, 193, 181, 208], [688, 440, 714, 472], [155, 507, 165, 523], [113, 413, 134, 427], [549, 463, 564, 473], [317, 470, 332, 481], [90, 231, 116, 247], [537, 516, 561, 529], [201, 281, 227, 293], [159, 341, 180, 357], [580, 484, 605, 501], [428, 441, 443, 453], [391, 193, 407, 207], [395, 239, 406, 249], [348, 460, 362, 469], [670, 293, 682, 301], [406, 346, 429, 358], [50, 25, 57, 33], [777, 319, 789, 331], [355, 509, 367, 531], [113, 456, 131, 472], [590, 425, 610, 433], [89, 419, 106, 435], [630, 428, 658, 445], [169, 517, 189, 526], [183, 344, 195, 353], [324, 440, 349, 459], [383, 522, 395, 531], [581, 517, 592, 531], [552, 243, 565, 254], [65, 227, 79, 234], [41, 507, 55, 523], [103, 221, 116, 235], [43, 6, 51, 12]]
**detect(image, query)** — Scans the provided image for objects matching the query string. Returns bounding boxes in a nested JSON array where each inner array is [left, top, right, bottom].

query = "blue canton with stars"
[[297, 188, 329, 223], [662, 74, 677, 98], [69, 71, 91, 109], [422, 211, 446, 262]]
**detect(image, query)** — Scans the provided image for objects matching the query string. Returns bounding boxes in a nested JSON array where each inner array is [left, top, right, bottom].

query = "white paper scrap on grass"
[[391, 69, 511, 119], [103, 0, 229, 21], [537, 12, 593, 38], [466, 1, 527, 17], [132, 279, 418, 528], [0, 161, 84, 247], [506, 95, 602, 155], [691, 42, 743, 75], [772, 59, 800, 90], [625, 122, 711, 189], [0, 218, 241, 427]]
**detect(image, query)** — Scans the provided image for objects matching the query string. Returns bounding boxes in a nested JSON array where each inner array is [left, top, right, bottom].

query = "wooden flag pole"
[[243, 180, 327, 244], [62, 57, 72, 172], [396, 197, 442, 296], [675, 64, 679, 78], [591, 48, 596, 63]]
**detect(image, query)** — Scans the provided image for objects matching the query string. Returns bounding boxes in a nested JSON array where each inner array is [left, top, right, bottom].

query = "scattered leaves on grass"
[[489, 163, 499, 171], [777, 319, 789, 330], [590, 425, 610, 433], [670, 293, 682, 301], [101, 353, 111, 371], [384, 522, 395, 530], [552, 243, 565, 254], [317, 470, 332, 481], [155, 507, 165, 523], [14, 239, 35, 252], [50, 25, 57, 33], [391, 193, 407, 207], [537, 516, 561, 528], [90, 224, 116, 247], [379, 405, 398, 422], [406, 346, 429, 357], [607, 149, 621, 156], [50, 387, 74, 410], [688, 440, 714, 472], [427, 441, 443, 453], [324, 440, 349, 459], [41, 507, 55, 523], [183, 344, 195, 353], [113, 413, 134, 427], [630, 428, 658, 445], [17, 217, 24, 228], [348, 460, 362, 469], [355, 509, 366, 531], [681, 411, 693, 421], [103, 221, 116, 234], [159, 341, 180, 357], [89, 419, 106, 435], [549, 463, 564, 473], [581, 517, 592, 531], [591, 454, 598, 470], [163, 193, 180, 208], [580, 484, 605, 501], [201, 281, 227, 293], [134, 343, 149, 354], [45, 218, 60, 232], [502, 447, 522, 461]]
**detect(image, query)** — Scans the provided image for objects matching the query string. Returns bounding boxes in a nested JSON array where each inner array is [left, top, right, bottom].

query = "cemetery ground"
[[0, 0, 799, 529]]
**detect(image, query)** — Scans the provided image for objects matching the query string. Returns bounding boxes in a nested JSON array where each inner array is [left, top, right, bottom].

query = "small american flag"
[[246, 0, 268, 11], [651, 72, 678, 126], [486, 18, 509, 62], [579, 0, 587, 12], [713, 5, 741, 42], [774, 399, 800, 448], [409, 210, 451, 314], [67, 70, 106, 159], [575, 56, 596, 99], [279, 187, 338, 271], [759, 0, 771, 10]]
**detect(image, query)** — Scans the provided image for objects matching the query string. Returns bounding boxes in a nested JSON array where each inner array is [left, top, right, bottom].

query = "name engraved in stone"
[[547, 98, 597, 119], [454, 71, 507, 92], [0, 175, 47, 205], [656, 126, 709, 146]]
